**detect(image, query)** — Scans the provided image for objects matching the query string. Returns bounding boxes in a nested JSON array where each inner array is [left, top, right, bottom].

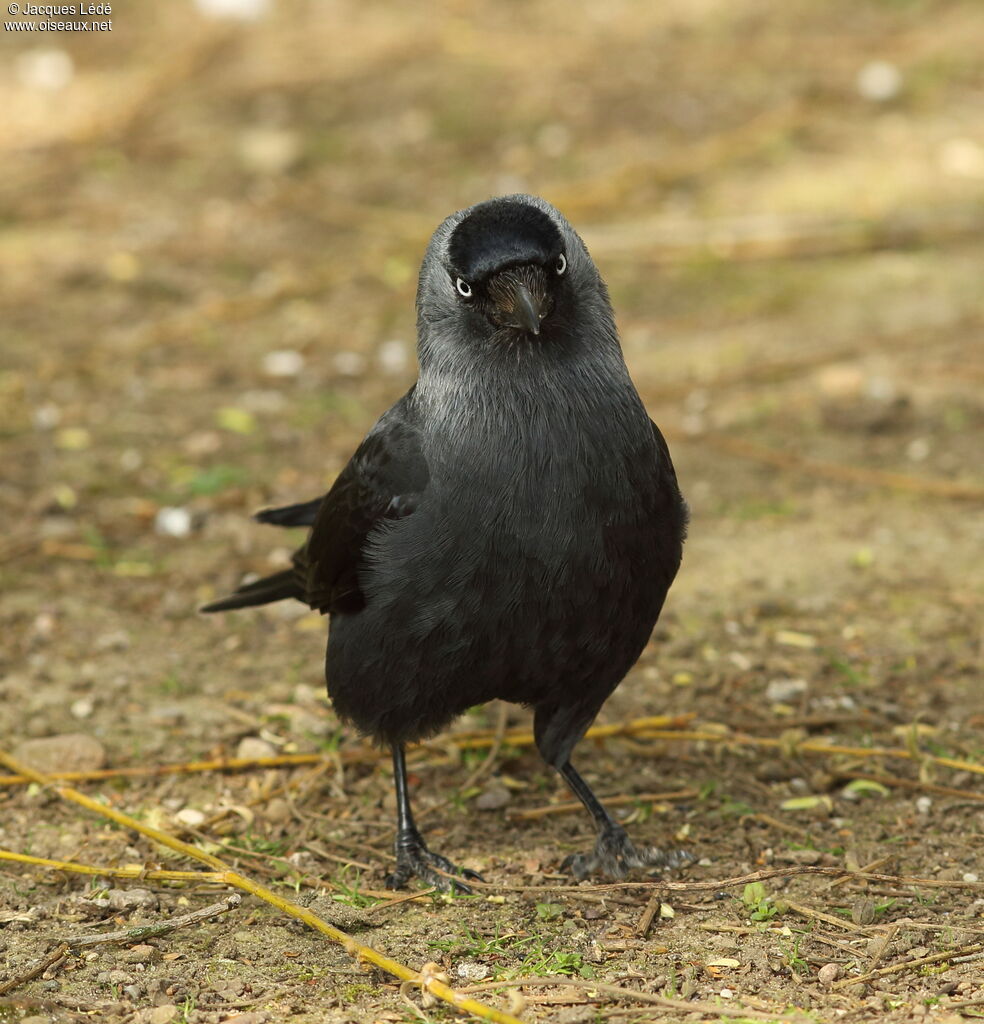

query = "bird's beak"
[[488, 267, 551, 335], [512, 283, 543, 336]]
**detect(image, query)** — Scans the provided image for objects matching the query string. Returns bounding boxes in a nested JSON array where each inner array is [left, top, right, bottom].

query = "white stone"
[[15, 48, 74, 91], [377, 339, 410, 376], [333, 351, 368, 377], [70, 698, 94, 720], [262, 350, 305, 378], [856, 61, 902, 102], [155, 507, 192, 538], [765, 678, 808, 702]]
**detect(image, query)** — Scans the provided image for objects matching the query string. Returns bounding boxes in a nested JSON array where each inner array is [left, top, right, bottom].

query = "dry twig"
[[58, 894, 242, 948], [0, 748, 523, 1024], [782, 900, 864, 933], [634, 891, 663, 938], [0, 848, 223, 885], [459, 976, 812, 1022], [831, 941, 984, 991], [510, 788, 698, 822], [0, 943, 70, 998], [465, 864, 984, 896]]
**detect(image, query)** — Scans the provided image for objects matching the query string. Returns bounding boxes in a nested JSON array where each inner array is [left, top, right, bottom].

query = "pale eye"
[[455, 277, 473, 298], [555, 253, 567, 276]]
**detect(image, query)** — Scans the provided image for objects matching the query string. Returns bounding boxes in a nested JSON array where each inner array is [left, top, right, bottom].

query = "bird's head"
[[445, 198, 566, 336], [417, 195, 614, 357]]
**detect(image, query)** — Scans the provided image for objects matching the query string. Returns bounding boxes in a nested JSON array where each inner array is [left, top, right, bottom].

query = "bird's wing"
[[298, 395, 429, 613], [254, 497, 323, 527]]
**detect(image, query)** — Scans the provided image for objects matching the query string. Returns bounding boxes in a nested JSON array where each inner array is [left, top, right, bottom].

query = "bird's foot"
[[385, 829, 484, 892], [562, 825, 695, 881]]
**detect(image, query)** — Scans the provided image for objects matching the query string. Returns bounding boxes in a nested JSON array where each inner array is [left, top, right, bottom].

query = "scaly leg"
[[384, 744, 484, 892], [558, 761, 694, 880]]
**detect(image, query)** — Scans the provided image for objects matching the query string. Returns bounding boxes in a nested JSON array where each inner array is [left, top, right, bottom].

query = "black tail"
[[200, 569, 302, 613], [254, 497, 322, 528]]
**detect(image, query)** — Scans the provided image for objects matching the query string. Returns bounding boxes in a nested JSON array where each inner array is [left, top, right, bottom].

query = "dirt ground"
[[1, 1, 983, 1022]]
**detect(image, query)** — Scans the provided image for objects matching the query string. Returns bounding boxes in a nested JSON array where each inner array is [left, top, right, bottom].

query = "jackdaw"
[[202, 194, 689, 888]]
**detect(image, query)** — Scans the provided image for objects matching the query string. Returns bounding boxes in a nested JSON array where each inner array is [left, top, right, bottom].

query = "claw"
[[562, 825, 695, 881], [386, 831, 483, 892]]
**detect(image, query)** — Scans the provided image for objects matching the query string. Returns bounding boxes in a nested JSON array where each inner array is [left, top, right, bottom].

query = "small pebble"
[[776, 849, 822, 865], [377, 339, 410, 376], [939, 137, 984, 179], [13, 733, 106, 774], [182, 431, 221, 456], [120, 448, 143, 470], [455, 961, 491, 982], [262, 349, 305, 378], [15, 47, 74, 91], [332, 351, 368, 377], [852, 897, 877, 925], [70, 698, 95, 719], [916, 796, 933, 815], [856, 60, 902, 102], [907, 438, 931, 462], [34, 403, 62, 429], [155, 507, 192, 538], [236, 736, 278, 760], [96, 969, 133, 986], [264, 797, 291, 824], [474, 783, 512, 811], [237, 127, 300, 175], [765, 678, 808, 702], [818, 963, 840, 987], [175, 808, 206, 827], [963, 872, 979, 883], [122, 944, 160, 964], [107, 888, 158, 911]]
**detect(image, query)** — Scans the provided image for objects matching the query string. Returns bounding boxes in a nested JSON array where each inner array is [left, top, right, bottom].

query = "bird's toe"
[[386, 841, 479, 892], [563, 826, 695, 881]]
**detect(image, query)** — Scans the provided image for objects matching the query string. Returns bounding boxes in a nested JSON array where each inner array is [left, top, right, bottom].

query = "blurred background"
[[2, 3, 984, 1016], [1, 0, 982, 772]]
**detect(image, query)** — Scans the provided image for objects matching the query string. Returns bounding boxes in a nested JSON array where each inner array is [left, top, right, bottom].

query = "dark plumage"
[[202, 195, 689, 887]]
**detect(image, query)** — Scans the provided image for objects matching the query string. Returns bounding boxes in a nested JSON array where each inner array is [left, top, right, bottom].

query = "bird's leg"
[[383, 744, 483, 892], [558, 761, 694, 880]]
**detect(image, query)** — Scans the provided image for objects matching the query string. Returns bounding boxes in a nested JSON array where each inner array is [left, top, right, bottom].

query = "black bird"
[[202, 195, 689, 889]]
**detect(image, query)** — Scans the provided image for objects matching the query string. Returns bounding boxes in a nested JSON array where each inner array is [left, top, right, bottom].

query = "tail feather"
[[200, 568, 302, 613], [254, 497, 322, 528]]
